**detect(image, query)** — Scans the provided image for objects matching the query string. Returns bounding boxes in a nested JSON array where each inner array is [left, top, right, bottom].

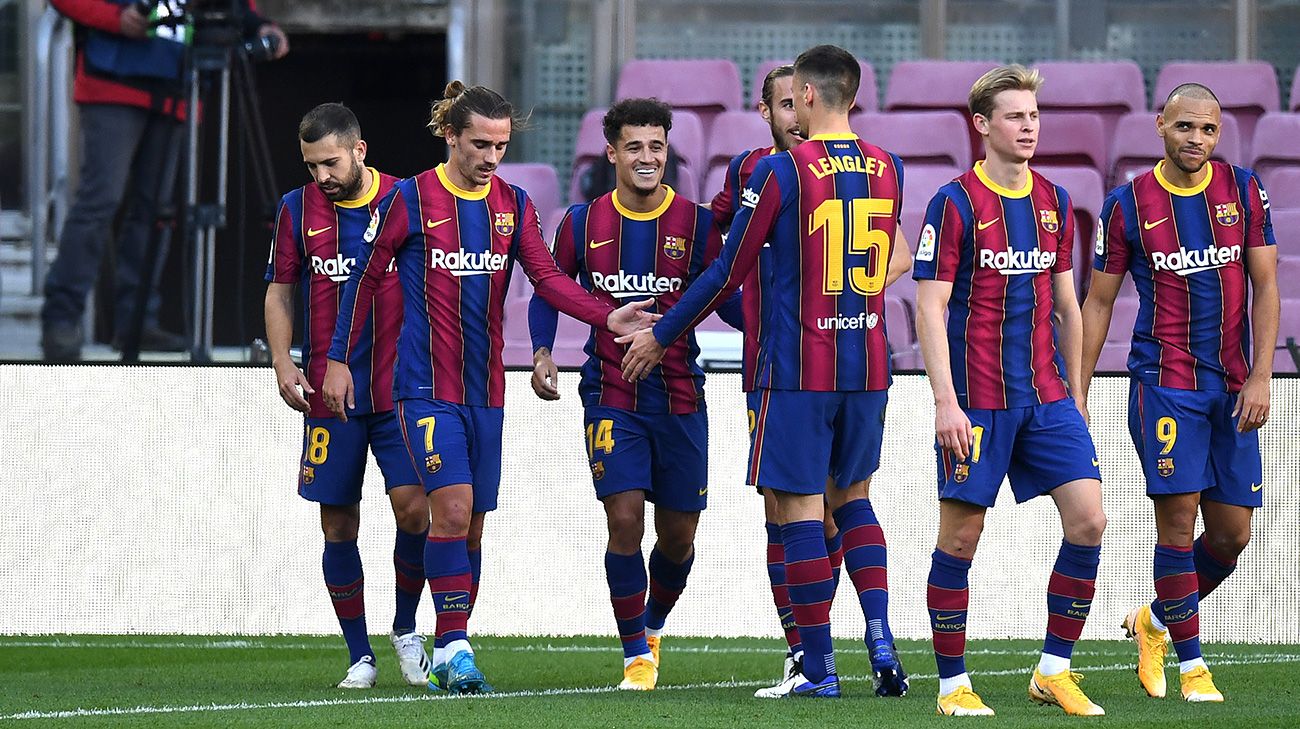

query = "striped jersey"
[[657, 134, 903, 392], [328, 164, 615, 407], [1095, 160, 1275, 392], [712, 146, 775, 391], [265, 168, 399, 418], [913, 163, 1076, 410], [530, 187, 730, 414]]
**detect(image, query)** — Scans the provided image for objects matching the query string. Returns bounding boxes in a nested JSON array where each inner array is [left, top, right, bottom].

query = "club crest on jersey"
[[363, 208, 380, 243], [1157, 457, 1174, 477], [591, 461, 605, 480], [493, 212, 515, 236], [1214, 202, 1240, 227], [663, 235, 687, 260], [425, 454, 443, 474], [953, 463, 970, 483], [301, 466, 315, 485], [1039, 209, 1060, 234]]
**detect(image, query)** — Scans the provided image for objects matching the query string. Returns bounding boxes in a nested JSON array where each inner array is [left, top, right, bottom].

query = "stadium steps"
[[0, 238, 52, 359]]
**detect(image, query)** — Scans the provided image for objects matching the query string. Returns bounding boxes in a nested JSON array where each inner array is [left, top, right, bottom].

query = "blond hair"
[[427, 80, 524, 137], [968, 64, 1043, 120]]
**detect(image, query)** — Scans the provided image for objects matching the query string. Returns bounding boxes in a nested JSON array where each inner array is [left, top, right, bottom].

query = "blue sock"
[[764, 522, 801, 654], [468, 546, 482, 615], [645, 547, 694, 632], [927, 548, 971, 679], [825, 530, 844, 596], [605, 551, 650, 658], [392, 527, 426, 635], [425, 536, 471, 650], [782, 520, 837, 682], [1042, 540, 1100, 660], [1153, 544, 1201, 662], [323, 539, 373, 664], [832, 499, 894, 647]]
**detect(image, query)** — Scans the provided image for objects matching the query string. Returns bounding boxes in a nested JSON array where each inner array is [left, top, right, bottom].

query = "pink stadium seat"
[[701, 110, 773, 200], [901, 165, 961, 219], [1110, 111, 1241, 187], [752, 58, 878, 111], [568, 107, 610, 203], [1261, 168, 1300, 210], [1042, 166, 1105, 296], [702, 165, 728, 210], [1276, 256, 1300, 290], [497, 163, 560, 224], [1248, 113, 1300, 181], [884, 295, 918, 370], [1269, 209, 1300, 258], [1034, 61, 1145, 140], [1095, 342, 1130, 373], [615, 59, 743, 139], [884, 60, 997, 159], [1276, 298, 1300, 373], [693, 312, 738, 333], [1105, 296, 1141, 365], [850, 111, 972, 169], [1035, 113, 1106, 172], [501, 295, 590, 368], [1153, 61, 1281, 159]]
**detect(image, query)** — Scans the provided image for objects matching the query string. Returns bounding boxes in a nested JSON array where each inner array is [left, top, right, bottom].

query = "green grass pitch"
[[1, 636, 1297, 727]]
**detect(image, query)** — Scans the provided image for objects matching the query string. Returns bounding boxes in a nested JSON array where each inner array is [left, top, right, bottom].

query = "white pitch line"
[[3, 653, 1297, 721]]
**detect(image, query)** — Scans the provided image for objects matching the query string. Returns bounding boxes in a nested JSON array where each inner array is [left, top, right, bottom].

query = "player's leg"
[[1193, 392, 1263, 600], [823, 496, 844, 594], [646, 506, 699, 666], [1194, 500, 1252, 598], [467, 512, 486, 615], [931, 499, 990, 715]]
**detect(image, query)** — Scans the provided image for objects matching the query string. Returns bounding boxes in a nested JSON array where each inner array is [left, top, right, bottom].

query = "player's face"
[[446, 113, 512, 190], [1157, 97, 1220, 175], [978, 89, 1039, 163], [606, 124, 668, 197], [760, 75, 804, 152], [301, 133, 367, 202]]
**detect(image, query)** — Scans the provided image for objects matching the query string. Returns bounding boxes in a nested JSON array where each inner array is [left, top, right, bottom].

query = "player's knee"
[[320, 505, 360, 541], [1067, 511, 1107, 546], [1206, 528, 1250, 560], [937, 529, 981, 559], [393, 499, 430, 534], [429, 500, 472, 537], [606, 512, 644, 551]]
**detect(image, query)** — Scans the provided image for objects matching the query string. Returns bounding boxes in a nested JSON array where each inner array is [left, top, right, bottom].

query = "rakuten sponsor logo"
[[589, 270, 683, 299], [1151, 244, 1240, 276], [978, 248, 1056, 275], [311, 255, 355, 282], [428, 249, 509, 277]]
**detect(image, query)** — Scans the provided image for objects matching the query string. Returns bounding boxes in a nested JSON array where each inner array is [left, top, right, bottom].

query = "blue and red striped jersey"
[[657, 134, 904, 392], [328, 164, 615, 407], [913, 163, 1076, 410], [530, 187, 727, 414], [266, 168, 400, 418], [712, 146, 775, 392], [1095, 160, 1275, 392]]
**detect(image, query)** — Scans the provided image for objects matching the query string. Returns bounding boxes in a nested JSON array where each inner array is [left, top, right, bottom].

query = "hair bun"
[[444, 80, 466, 100]]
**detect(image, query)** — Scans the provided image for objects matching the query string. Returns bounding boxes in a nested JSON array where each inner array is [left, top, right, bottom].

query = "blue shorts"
[[936, 399, 1100, 508], [1128, 382, 1263, 507], [584, 405, 708, 513], [748, 389, 887, 495], [396, 398, 504, 513], [298, 412, 419, 505]]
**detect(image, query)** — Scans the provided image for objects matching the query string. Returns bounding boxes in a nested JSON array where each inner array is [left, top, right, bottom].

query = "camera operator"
[[42, 1, 288, 361]]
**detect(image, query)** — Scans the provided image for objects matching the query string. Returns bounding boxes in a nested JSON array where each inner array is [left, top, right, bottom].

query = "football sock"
[[392, 527, 426, 635], [323, 539, 372, 664], [1192, 535, 1237, 599], [1040, 540, 1100, 674], [928, 548, 972, 680], [468, 546, 482, 616], [605, 550, 651, 660], [825, 530, 844, 596], [832, 499, 893, 647], [645, 546, 694, 632], [764, 522, 801, 654], [1153, 543, 1202, 665], [425, 536, 472, 652], [782, 520, 837, 682]]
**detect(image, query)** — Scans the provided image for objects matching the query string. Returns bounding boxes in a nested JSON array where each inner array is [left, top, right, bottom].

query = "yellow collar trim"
[[809, 133, 859, 141], [974, 161, 1033, 199], [335, 167, 382, 209], [612, 186, 676, 221], [435, 163, 491, 201], [1154, 160, 1213, 197]]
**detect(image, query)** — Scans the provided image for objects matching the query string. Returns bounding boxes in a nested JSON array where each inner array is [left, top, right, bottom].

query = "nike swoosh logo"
[[698, 487, 708, 496], [976, 218, 999, 231], [1143, 217, 1169, 230], [306, 226, 332, 237], [589, 239, 614, 249], [427, 217, 453, 229], [1166, 600, 1185, 610], [934, 613, 963, 622], [1092, 458, 1100, 467], [1071, 601, 1091, 609], [1251, 482, 1263, 492]]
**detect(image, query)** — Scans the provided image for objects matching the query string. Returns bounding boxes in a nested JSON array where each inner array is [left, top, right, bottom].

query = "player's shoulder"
[[279, 184, 307, 211], [376, 171, 401, 195]]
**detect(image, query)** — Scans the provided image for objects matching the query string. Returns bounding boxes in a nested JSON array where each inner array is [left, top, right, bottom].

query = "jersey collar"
[[809, 133, 859, 141], [974, 161, 1033, 199], [612, 185, 676, 221], [335, 167, 381, 209], [1154, 160, 1214, 197], [435, 163, 492, 201]]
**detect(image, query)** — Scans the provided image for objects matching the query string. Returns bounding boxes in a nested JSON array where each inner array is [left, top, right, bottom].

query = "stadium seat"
[[615, 59, 743, 139], [1248, 113, 1300, 181], [1101, 296, 1141, 374], [501, 294, 590, 368], [1042, 166, 1105, 295], [701, 109, 774, 200], [1034, 60, 1145, 140], [568, 107, 610, 204], [884, 60, 997, 159], [1110, 111, 1242, 186], [1269, 209, 1300, 258], [701, 165, 728, 211], [1153, 61, 1281, 159], [1034, 113, 1106, 173], [850, 111, 972, 169], [497, 163, 561, 224], [752, 58, 878, 111], [1261, 167, 1300, 209], [884, 294, 918, 370], [901, 165, 961, 219], [1276, 298, 1300, 373]]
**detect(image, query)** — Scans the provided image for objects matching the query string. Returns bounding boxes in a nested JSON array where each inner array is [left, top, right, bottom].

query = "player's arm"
[[913, 192, 972, 460], [1236, 174, 1280, 432], [1049, 194, 1085, 414], [698, 218, 745, 331], [323, 186, 407, 421], [621, 162, 782, 381], [1079, 194, 1130, 413], [262, 198, 313, 412], [527, 207, 581, 401], [708, 151, 746, 232], [885, 227, 912, 287]]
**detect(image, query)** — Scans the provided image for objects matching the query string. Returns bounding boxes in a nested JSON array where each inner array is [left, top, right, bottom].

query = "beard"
[[323, 159, 365, 201]]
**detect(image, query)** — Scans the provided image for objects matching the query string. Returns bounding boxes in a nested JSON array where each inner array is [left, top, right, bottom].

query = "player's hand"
[[935, 399, 974, 462], [1074, 395, 1090, 426], [607, 298, 661, 337], [257, 23, 290, 60], [119, 5, 149, 39], [273, 358, 314, 413], [617, 329, 665, 382], [321, 359, 355, 422], [531, 348, 560, 401], [1233, 373, 1271, 432]]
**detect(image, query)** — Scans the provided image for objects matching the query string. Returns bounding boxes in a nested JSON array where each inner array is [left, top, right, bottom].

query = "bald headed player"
[[1081, 83, 1278, 704]]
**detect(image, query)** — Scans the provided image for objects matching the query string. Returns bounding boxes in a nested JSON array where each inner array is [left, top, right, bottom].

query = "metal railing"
[[25, 6, 73, 294]]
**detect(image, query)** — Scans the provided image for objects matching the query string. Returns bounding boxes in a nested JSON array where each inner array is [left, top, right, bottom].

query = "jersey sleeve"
[[696, 218, 744, 330], [1244, 171, 1277, 248], [328, 185, 409, 362], [1054, 185, 1076, 274], [654, 157, 784, 347], [1093, 192, 1130, 274], [516, 193, 615, 329], [912, 191, 964, 282], [265, 197, 301, 283], [528, 206, 581, 352], [709, 152, 746, 231]]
